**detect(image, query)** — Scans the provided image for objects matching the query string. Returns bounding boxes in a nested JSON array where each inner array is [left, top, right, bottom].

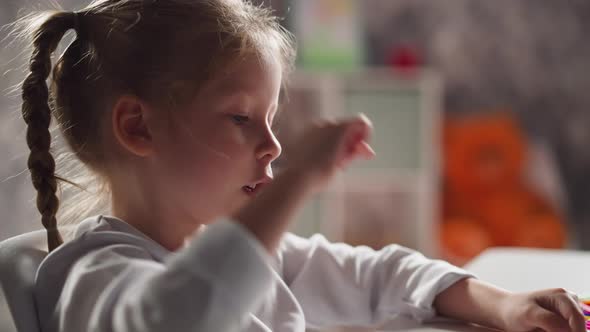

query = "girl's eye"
[[231, 114, 250, 125]]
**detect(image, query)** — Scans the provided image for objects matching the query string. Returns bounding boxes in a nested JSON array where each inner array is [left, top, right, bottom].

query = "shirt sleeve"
[[278, 232, 475, 329], [55, 219, 274, 332]]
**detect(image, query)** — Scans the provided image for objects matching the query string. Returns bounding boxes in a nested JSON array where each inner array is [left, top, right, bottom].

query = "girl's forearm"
[[233, 168, 315, 253], [433, 277, 511, 330]]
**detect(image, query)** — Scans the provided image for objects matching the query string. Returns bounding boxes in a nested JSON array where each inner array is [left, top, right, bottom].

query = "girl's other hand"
[[500, 288, 586, 332]]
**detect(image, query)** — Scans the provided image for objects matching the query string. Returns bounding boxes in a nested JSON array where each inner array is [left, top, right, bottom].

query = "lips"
[[242, 183, 265, 195], [242, 176, 272, 196], [242, 184, 257, 193]]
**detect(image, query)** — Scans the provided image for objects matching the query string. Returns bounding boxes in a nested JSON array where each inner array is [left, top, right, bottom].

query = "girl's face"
[[151, 54, 283, 224]]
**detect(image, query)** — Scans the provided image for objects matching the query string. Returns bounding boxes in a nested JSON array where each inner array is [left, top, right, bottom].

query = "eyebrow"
[[215, 90, 279, 123], [211, 74, 258, 98], [215, 92, 253, 111], [208, 75, 281, 120]]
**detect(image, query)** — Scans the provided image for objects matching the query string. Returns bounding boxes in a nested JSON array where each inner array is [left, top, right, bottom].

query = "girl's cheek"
[[233, 130, 249, 145], [222, 123, 250, 146]]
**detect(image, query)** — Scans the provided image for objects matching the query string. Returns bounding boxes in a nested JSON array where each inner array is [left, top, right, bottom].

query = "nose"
[[256, 126, 282, 163]]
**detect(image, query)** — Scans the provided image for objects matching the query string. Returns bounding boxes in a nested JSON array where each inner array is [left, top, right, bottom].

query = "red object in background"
[[387, 45, 421, 74]]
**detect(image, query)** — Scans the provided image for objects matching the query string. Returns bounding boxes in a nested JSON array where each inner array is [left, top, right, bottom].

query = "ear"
[[111, 95, 154, 157]]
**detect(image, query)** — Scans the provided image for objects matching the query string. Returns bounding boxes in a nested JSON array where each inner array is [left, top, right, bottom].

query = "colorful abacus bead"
[[581, 299, 590, 330]]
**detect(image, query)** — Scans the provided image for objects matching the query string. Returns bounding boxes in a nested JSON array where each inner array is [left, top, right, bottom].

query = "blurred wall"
[[365, 0, 590, 248], [2, 1, 590, 248], [280, 0, 590, 248]]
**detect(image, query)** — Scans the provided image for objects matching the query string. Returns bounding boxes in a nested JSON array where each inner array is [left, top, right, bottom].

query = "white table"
[[374, 247, 590, 332]]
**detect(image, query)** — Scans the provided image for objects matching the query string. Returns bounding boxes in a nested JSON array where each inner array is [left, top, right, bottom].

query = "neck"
[[109, 174, 202, 251]]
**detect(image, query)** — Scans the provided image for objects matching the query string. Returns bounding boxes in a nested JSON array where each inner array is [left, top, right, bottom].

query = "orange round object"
[[440, 218, 492, 265], [515, 214, 566, 248], [444, 113, 527, 194], [477, 188, 559, 246]]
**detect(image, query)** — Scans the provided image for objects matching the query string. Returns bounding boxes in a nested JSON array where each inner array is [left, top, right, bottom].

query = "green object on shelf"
[[294, 0, 364, 70], [301, 49, 362, 70]]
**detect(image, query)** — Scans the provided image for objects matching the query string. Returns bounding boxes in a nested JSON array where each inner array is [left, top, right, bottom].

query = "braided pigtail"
[[21, 11, 79, 252]]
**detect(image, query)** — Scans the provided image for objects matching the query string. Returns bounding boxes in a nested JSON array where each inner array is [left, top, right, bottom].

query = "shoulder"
[[274, 232, 328, 267], [278, 232, 338, 256], [35, 215, 167, 288]]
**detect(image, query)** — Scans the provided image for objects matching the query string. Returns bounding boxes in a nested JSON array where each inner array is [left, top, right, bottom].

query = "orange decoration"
[[444, 114, 527, 195], [440, 112, 567, 264], [442, 186, 484, 219]]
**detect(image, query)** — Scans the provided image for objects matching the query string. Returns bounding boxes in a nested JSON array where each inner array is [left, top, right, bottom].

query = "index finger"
[[559, 293, 587, 332]]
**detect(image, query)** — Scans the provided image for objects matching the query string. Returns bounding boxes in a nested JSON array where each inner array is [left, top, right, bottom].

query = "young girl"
[[16, 0, 585, 331]]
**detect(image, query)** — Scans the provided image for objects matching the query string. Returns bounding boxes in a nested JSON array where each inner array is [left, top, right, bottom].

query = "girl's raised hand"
[[233, 114, 374, 252], [287, 114, 375, 190]]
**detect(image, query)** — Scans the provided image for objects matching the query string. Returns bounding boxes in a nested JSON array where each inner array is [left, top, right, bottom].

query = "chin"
[[227, 194, 250, 214]]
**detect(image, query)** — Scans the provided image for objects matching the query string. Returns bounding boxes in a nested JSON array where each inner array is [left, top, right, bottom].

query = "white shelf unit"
[[280, 69, 443, 257]]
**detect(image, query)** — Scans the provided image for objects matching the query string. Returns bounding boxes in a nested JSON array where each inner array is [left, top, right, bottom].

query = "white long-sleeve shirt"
[[34, 215, 474, 332]]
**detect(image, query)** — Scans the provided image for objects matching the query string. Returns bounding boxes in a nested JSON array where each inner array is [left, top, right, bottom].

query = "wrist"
[[280, 166, 321, 192], [494, 291, 515, 331], [434, 277, 514, 331]]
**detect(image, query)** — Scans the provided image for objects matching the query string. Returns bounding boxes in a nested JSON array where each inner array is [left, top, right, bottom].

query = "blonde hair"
[[16, 0, 295, 252]]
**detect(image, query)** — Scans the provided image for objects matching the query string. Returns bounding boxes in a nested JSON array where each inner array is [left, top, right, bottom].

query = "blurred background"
[[1, 0, 590, 330]]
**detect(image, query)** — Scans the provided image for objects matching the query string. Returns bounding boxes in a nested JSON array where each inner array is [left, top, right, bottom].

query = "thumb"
[[530, 306, 570, 332], [356, 141, 376, 159], [342, 114, 373, 156]]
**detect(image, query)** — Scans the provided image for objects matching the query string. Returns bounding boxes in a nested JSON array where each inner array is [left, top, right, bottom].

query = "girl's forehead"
[[204, 55, 282, 97]]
